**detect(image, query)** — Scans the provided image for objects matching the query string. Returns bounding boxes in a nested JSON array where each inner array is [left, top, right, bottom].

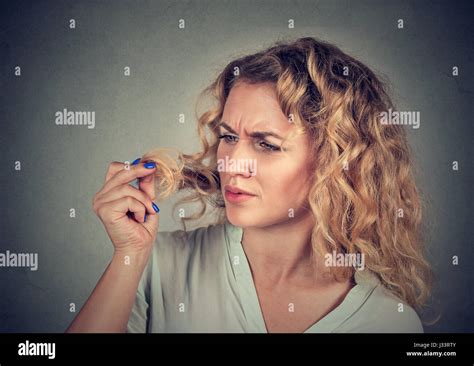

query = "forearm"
[[65, 249, 151, 333]]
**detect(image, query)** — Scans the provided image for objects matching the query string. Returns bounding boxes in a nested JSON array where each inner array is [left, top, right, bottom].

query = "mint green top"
[[126, 220, 423, 333]]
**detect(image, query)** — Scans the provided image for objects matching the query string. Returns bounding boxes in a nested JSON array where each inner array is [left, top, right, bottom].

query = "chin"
[[225, 208, 256, 228]]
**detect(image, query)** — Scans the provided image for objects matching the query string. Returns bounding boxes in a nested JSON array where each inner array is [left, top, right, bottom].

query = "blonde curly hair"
[[140, 37, 433, 312]]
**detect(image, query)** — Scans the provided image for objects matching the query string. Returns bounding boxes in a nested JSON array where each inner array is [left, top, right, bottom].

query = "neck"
[[241, 212, 319, 287]]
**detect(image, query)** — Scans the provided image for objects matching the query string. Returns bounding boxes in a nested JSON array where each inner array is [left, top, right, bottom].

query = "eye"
[[218, 134, 238, 144], [259, 141, 281, 152], [218, 134, 281, 152]]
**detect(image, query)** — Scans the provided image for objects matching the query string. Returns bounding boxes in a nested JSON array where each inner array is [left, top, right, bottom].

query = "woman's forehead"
[[222, 85, 290, 131]]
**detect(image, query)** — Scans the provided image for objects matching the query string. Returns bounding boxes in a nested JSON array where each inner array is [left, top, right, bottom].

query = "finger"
[[98, 196, 147, 224], [95, 184, 159, 216], [141, 201, 160, 235], [138, 168, 156, 201], [104, 161, 133, 184], [100, 161, 157, 196]]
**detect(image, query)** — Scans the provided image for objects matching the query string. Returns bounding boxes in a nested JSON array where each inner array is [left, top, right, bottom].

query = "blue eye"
[[218, 134, 281, 152], [218, 134, 238, 143], [259, 141, 281, 152]]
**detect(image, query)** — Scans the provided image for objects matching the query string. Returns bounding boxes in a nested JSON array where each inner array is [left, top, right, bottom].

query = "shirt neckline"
[[224, 219, 380, 333]]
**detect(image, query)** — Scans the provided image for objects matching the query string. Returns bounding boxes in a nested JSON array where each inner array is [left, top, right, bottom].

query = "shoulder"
[[342, 282, 424, 333], [154, 221, 226, 255], [150, 221, 228, 273]]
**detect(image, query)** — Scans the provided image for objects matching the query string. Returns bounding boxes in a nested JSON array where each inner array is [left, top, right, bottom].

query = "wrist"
[[112, 247, 152, 268]]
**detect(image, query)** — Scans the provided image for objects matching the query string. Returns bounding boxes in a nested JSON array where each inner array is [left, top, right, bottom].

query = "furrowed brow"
[[219, 122, 283, 140]]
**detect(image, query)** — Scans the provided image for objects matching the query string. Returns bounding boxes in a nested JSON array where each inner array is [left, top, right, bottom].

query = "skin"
[[217, 81, 354, 333], [66, 162, 160, 332], [66, 81, 354, 334]]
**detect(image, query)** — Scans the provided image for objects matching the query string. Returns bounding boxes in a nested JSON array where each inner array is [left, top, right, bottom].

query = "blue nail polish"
[[144, 213, 147, 222], [144, 162, 156, 169], [131, 158, 141, 165], [152, 202, 160, 213]]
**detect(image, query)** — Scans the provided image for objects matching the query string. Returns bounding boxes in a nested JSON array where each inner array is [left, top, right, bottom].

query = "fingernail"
[[144, 162, 156, 169], [144, 213, 147, 222], [131, 158, 141, 165], [152, 202, 160, 213]]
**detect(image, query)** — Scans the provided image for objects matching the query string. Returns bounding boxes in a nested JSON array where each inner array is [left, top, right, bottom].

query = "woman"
[[66, 37, 432, 333]]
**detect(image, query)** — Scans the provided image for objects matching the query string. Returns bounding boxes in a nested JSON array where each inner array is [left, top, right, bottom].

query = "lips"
[[223, 184, 256, 204], [224, 185, 255, 196]]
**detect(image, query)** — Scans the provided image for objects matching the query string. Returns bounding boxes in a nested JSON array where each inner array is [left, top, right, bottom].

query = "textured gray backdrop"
[[1, 0, 473, 332]]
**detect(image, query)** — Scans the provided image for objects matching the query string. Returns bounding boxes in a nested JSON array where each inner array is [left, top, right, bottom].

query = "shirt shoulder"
[[153, 221, 227, 270], [149, 221, 230, 299], [336, 283, 424, 333], [126, 222, 228, 333]]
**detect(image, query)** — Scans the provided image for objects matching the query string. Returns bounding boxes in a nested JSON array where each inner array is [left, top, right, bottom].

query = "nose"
[[225, 139, 255, 179]]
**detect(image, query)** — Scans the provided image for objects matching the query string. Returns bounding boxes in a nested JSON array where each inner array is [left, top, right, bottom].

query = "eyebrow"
[[219, 122, 284, 140]]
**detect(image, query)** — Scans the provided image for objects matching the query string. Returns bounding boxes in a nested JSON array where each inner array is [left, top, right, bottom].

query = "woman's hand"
[[92, 159, 160, 254]]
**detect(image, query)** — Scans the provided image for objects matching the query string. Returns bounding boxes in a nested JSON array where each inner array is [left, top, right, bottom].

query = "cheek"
[[216, 143, 228, 174], [216, 143, 226, 175], [258, 159, 312, 199], [216, 142, 224, 158], [216, 142, 235, 161]]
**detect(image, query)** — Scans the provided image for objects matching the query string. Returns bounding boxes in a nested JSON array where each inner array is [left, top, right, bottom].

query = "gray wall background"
[[0, 0, 472, 332]]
